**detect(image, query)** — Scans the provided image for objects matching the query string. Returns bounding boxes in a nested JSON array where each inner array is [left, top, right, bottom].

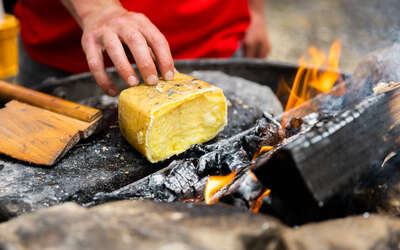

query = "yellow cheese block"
[[119, 73, 227, 163]]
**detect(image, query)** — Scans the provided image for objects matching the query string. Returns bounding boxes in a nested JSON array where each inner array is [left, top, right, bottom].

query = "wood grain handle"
[[0, 80, 101, 122]]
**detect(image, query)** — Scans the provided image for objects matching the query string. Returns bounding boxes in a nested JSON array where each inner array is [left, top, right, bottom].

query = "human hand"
[[77, 4, 174, 96], [243, 11, 271, 59]]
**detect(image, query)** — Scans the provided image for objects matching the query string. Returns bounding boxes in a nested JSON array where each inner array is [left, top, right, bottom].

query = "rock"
[[190, 71, 283, 116], [0, 200, 283, 250], [277, 214, 400, 250], [2, 200, 400, 250], [346, 43, 400, 107]]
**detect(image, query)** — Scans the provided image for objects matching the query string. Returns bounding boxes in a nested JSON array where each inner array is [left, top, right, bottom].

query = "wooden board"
[[0, 80, 102, 122], [0, 100, 101, 166]]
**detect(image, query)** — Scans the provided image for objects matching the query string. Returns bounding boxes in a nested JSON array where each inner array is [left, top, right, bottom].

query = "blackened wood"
[[91, 117, 282, 206], [255, 84, 400, 207]]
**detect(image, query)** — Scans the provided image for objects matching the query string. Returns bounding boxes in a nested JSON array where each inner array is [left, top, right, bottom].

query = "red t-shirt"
[[15, 0, 250, 73]]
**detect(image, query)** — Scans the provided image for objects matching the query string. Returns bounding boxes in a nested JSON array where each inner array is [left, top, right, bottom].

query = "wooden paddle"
[[0, 80, 103, 166]]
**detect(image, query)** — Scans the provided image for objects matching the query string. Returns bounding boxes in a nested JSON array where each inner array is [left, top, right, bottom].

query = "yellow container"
[[0, 14, 19, 79]]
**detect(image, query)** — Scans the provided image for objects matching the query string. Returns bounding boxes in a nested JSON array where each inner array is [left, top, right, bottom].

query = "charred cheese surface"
[[118, 73, 227, 163]]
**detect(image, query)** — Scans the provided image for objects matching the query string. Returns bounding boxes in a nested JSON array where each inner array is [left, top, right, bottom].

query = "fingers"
[[260, 46, 270, 58], [139, 20, 175, 81], [258, 39, 271, 58], [256, 42, 267, 58], [82, 36, 119, 96], [245, 40, 271, 58], [244, 41, 258, 58], [82, 11, 175, 90], [103, 31, 139, 86], [265, 41, 271, 58], [121, 30, 159, 85]]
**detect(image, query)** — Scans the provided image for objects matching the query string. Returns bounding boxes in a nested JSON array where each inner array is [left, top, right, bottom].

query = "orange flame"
[[280, 41, 344, 127], [248, 171, 272, 213], [252, 146, 274, 162], [248, 170, 258, 181], [204, 171, 236, 204], [251, 189, 271, 213]]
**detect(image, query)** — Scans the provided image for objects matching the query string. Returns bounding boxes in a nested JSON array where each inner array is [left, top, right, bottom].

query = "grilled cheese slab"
[[119, 73, 227, 163]]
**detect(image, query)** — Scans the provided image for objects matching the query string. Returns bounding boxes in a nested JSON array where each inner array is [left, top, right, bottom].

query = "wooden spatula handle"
[[0, 80, 101, 122]]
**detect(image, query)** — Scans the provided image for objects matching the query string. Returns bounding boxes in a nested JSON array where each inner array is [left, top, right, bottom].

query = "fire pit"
[[0, 58, 302, 220], [2, 47, 400, 249], [83, 43, 400, 227]]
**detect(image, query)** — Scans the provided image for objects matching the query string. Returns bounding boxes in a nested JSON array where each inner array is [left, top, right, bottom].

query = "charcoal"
[[234, 172, 267, 206], [214, 170, 269, 212], [92, 116, 282, 205], [164, 161, 199, 198], [198, 142, 250, 174]]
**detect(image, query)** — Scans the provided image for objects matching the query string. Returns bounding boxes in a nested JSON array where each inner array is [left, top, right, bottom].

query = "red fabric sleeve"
[[15, 0, 250, 73]]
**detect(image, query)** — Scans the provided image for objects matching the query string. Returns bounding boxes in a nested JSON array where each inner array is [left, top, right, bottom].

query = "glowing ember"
[[204, 171, 236, 204], [183, 198, 202, 203], [252, 146, 274, 162], [280, 41, 344, 127], [251, 189, 271, 213], [248, 170, 258, 181]]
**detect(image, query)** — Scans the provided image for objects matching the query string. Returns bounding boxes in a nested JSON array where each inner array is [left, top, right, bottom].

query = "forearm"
[[60, 0, 122, 27], [244, 0, 270, 58], [248, 0, 265, 16]]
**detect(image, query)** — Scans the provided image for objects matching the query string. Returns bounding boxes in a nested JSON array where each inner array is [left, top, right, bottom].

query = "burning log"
[[253, 82, 400, 224], [277, 41, 345, 126]]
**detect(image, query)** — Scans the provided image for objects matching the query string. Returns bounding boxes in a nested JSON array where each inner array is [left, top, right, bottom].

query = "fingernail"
[[174, 68, 180, 73], [164, 70, 174, 81], [127, 75, 138, 86], [146, 74, 158, 85], [108, 88, 118, 96]]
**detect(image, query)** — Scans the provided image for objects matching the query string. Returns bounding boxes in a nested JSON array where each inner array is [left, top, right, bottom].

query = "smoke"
[[339, 0, 400, 52], [344, 43, 400, 107]]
